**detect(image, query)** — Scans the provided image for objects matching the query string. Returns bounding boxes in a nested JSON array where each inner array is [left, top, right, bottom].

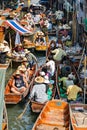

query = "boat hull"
[[70, 104, 87, 130], [5, 64, 37, 104], [32, 100, 70, 130]]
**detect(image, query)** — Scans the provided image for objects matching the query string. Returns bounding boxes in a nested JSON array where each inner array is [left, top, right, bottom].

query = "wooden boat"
[[30, 63, 57, 113], [70, 103, 87, 130], [4, 64, 37, 104], [2, 101, 8, 130], [34, 31, 49, 52], [32, 99, 70, 130], [35, 43, 49, 52]]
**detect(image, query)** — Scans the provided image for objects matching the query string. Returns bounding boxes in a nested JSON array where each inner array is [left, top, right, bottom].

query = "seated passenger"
[[29, 76, 48, 103], [35, 32, 45, 45], [11, 70, 28, 95]]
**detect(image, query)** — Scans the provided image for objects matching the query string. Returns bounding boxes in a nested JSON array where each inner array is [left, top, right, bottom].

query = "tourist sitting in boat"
[[11, 70, 28, 95], [24, 49, 37, 69], [17, 64, 29, 82], [51, 45, 67, 62], [67, 84, 83, 103], [29, 76, 49, 103]]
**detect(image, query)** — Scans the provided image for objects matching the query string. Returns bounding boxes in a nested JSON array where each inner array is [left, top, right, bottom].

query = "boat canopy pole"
[[84, 54, 87, 104], [0, 69, 7, 130]]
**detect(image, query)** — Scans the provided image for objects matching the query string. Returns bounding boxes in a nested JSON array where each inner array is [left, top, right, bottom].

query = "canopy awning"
[[5, 20, 31, 35]]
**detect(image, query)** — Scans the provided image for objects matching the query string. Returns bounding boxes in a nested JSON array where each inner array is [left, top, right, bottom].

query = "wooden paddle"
[[17, 99, 30, 120]]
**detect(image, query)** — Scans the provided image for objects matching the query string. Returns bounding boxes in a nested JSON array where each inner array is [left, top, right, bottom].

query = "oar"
[[17, 99, 30, 120]]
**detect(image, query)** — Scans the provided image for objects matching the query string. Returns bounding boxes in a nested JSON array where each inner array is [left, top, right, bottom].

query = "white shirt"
[[46, 60, 55, 76], [29, 84, 48, 103]]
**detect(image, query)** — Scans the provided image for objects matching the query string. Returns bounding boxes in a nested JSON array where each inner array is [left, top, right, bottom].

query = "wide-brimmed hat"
[[24, 49, 30, 54], [23, 57, 27, 62], [18, 65, 26, 72], [15, 70, 20, 75], [44, 75, 50, 84], [3, 47, 10, 52], [35, 76, 44, 83], [63, 24, 71, 30]]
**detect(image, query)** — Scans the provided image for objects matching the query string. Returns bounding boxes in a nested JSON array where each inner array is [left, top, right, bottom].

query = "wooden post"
[[84, 55, 87, 104], [9, 33, 12, 68]]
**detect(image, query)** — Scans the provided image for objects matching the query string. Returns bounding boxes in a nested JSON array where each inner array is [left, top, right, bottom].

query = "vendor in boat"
[[35, 31, 46, 45], [65, 73, 75, 88], [45, 55, 55, 78], [24, 49, 37, 69], [13, 43, 24, 53], [11, 70, 28, 95], [29, 76, 54, 103], [67, 84, 83, 103], [47, 40, 56, 57], [51, 44, 67, 62], [60, 61, 71, 76], [29, 76, 49, 103]]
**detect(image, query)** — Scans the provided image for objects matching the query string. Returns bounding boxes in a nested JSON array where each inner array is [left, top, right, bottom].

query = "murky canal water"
[[6, 53, 46, 130]]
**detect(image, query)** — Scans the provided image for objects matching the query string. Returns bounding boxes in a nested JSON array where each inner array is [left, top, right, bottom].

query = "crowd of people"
[[0, 2, 84, 105]]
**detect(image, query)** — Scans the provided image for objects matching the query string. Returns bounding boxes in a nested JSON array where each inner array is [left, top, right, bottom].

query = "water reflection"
[[6, 54, 46, 130]]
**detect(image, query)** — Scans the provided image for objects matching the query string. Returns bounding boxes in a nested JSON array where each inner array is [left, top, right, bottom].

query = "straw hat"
[[24, 49, 30, 54], [39, 32, 44, 36], [35, 76, 44, 83], [23, 57, 27, 62], [44, 75, 50, 84], [18, 65, 26, 72], [15, 70, 20, 75]]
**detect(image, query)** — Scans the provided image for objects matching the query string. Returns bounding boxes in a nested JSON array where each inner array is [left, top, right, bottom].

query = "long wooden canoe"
[[4, 64, 37, 104], [2, 101, 8, 130], [30, 64, 57, 113], [32, 99, 70, 130], [70, 103, 87, 130]]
